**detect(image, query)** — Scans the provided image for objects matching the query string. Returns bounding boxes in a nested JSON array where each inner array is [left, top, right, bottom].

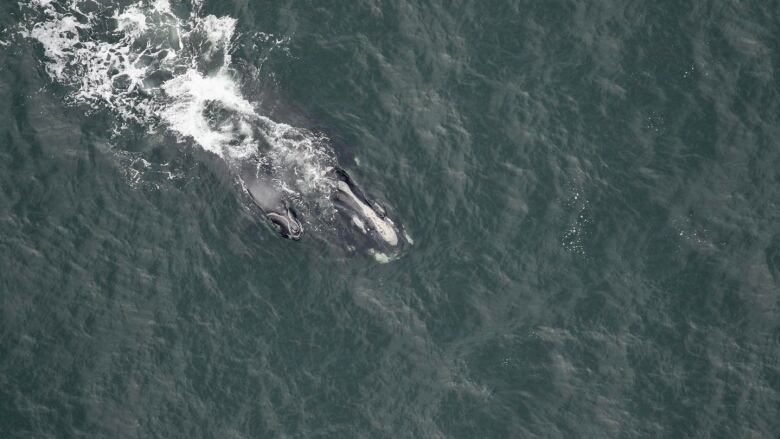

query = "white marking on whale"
[[334, 180, 398, 247]]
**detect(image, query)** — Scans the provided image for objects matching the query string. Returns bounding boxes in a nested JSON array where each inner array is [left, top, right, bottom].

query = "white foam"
[[18, 1, 256, 143], [26, 15, 87, 80], [201, 15, 236, 57], [115, 7, 148, 38], [19, 0, 335, 197], [29, 0, 55, 7], [18, 0, 409, 255], [152, 0, 171, 13], [160, 68, 255, 157]]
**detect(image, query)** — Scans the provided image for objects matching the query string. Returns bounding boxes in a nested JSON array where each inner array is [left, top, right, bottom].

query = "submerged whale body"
[[17, 0, 409, 260]]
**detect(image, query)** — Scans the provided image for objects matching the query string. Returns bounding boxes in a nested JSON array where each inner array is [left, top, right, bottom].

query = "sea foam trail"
[[19, 0, 409, 260]]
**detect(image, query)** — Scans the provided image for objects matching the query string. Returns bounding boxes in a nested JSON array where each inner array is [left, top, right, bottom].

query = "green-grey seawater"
[[2, 1, 779, 437]]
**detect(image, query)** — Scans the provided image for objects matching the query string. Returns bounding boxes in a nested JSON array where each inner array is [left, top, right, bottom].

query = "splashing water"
[[18, 0, 410, 261]]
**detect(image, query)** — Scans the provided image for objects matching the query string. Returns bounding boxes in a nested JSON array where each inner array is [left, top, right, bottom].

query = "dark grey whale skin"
[[237, 164, 304, 241], [204, 99, 405, 251]]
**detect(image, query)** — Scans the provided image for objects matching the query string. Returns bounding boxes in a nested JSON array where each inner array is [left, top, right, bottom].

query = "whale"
[[247, 180, 304, 240], [327, 167, 399, 248], [198, 98, 407, 257], [238, 159, 407, 259], [240, 168, 304, 240]]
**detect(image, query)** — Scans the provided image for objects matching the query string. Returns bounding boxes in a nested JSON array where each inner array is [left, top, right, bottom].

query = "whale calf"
[[328, 167, 399, 247]]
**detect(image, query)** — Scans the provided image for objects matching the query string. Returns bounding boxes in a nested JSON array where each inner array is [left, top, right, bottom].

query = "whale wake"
[[18, 0, 410, 261]]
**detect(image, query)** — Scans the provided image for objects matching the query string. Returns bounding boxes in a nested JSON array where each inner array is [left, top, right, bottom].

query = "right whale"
[[327, 167, 399, 248], [239, 161, 408, 260], [205, 98, 408, 259]]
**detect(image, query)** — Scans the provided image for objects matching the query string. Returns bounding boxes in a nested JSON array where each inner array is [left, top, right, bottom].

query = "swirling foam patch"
[[20, 0, 338, 204]]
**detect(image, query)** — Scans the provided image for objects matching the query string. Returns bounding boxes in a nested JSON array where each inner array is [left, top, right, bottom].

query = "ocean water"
[[1, 0, 779, 437]]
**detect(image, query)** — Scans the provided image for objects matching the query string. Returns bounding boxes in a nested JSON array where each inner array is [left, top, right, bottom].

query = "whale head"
[[244, 175, 304, 240], [265, 207, 303, 240]]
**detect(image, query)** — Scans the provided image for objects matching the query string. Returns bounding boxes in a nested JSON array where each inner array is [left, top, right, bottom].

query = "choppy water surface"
[[2, 1, 779, 437]]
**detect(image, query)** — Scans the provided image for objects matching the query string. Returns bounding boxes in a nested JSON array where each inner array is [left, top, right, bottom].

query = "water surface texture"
[[2, 1, 780, 438]]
